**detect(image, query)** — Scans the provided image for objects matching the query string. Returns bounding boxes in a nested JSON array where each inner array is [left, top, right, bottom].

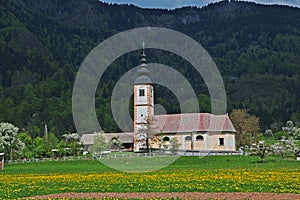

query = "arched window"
[[196, 135, 204, 141], [163, 136, 170, 142], [185, 136, 192, 141]]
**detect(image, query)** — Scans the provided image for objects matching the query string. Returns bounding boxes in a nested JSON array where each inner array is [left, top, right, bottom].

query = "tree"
[[198, 94, 211, 113], [17, 131, 33, 158], [273, 131, 289, 140], [137, 118, 158, 152], [89, 133, 109, 157], [62, 133, 81, 156], [0, 122, 25, 160], [56, 140, 67, 157], [263, 129, 273, 138], [251, 141, 271, 163], [62, 133, 81, 144], [286, 120, 294, 131], [169, 137, 181, 155], [281, 120, 300, 140], [34, 137, 47, 158], [109, 136, 122, 150], [272, 137, 298, 159], [293, 128, 300, 140], [229, 109, 260, 148], [47, 132, 59, 149]]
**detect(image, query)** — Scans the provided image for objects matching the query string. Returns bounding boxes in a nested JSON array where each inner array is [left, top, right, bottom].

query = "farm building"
[[0, 153, 4, 170], [296, 151, 300, 161], [81, 132, 134, 151]]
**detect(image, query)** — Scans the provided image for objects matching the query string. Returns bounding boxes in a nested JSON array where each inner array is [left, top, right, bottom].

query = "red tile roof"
[[154, 113, 236, 133]]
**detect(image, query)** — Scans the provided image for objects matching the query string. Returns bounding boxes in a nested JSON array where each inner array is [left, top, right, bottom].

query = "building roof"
[[154, 113, 236, 133], [80, 132, 134, 145], [296, 151, 300, 157], [81, 113, 235, 145], [134, 47, 152, 84]]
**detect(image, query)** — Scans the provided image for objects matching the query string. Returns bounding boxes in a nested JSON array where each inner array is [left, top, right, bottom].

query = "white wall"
[[136, 106, 149, 123]]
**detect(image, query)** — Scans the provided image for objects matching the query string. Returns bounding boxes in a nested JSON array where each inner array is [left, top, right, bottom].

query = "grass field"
[[0, 155, 299, 198]]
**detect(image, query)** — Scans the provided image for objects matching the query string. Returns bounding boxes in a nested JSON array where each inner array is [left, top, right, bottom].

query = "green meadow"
[[0, 156, 299, 198]]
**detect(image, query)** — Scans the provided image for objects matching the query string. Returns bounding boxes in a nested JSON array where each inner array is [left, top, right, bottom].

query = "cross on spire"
[[142, 41, 145, 56]]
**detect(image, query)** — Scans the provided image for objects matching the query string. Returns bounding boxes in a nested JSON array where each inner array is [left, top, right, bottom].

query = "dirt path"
[[29, 192, 300, 199]]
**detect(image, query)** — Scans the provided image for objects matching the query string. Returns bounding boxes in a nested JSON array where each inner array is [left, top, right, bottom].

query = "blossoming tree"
[[0, 122, 25, 160], [251, 141, 272, 163], [272, 137, 299, 159]]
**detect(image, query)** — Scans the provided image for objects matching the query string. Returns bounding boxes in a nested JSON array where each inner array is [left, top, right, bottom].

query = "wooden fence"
[[5, 151, 242, 164]]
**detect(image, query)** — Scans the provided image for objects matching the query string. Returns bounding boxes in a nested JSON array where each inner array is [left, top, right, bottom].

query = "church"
[[81, 48, 236, 153], [133, 48, 236, 152]]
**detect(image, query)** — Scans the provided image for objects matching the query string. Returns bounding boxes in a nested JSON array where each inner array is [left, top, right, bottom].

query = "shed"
[[80, 132, 134, 151], [0, 153, 4, 170], [296, 151, 300, 161]]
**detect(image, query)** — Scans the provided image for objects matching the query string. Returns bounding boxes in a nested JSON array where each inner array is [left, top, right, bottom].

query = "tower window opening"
[[139, 89, 145, 96]]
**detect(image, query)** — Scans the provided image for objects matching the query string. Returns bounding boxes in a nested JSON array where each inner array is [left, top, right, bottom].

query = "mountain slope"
[[1, 0, 300, 135]]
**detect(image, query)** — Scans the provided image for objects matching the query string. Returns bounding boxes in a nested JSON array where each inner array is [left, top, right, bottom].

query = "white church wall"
[[156, 132, 236, 151], [206, 132, 235, 151]]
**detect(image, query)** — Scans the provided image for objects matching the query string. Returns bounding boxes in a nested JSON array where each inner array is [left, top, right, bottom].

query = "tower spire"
[[134, 42, 151, 84]]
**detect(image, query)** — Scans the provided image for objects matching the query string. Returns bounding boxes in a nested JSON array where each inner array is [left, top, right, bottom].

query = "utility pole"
[[249, 132, 252, 154], [45, 124, 48, 145], [160, 130, 163, 150]]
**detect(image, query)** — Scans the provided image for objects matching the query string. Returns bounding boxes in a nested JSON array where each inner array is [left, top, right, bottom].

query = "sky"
[[100, 0, 300, 9]]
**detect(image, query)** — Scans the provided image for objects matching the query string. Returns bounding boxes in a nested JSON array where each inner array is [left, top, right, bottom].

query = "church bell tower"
[[133, 44, 154, 152]]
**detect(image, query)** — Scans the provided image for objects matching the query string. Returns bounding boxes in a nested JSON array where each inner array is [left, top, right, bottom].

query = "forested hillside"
[[1, 0, 300, 137]]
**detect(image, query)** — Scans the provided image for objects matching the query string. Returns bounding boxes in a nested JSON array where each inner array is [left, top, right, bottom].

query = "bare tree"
[[137, 118, 158, 152]]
